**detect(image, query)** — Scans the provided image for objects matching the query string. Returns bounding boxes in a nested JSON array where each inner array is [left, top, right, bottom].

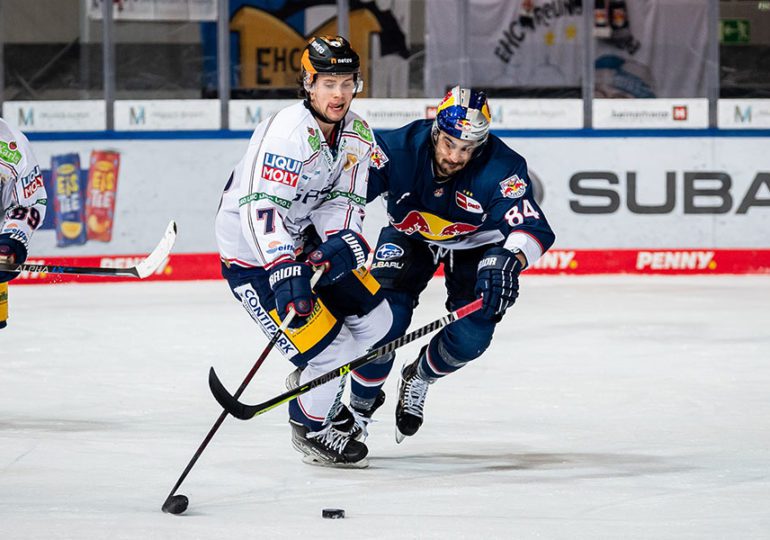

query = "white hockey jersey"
[[215, 102, 374, 269], [0, 118, 47, 253]]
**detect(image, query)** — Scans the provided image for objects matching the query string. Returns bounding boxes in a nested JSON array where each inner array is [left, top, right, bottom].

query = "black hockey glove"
[[0, 234, 27, 283], [475, 247, 523, 319], [268, 260, 315, 328], [307, 229, 370, 287]]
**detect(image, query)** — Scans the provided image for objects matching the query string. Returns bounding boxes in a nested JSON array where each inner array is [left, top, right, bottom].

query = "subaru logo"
[[375, 243, 405, 260]]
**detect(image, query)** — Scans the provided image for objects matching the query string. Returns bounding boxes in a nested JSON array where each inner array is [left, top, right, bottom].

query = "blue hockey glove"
[[307, 229, 370, 287], [0, 234, 27, 283], [475, 247, 523, 319], [268, 260, 315, 328]]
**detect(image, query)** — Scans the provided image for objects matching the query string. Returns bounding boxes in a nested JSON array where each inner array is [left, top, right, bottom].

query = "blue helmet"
[[432, 86, 491, 146]]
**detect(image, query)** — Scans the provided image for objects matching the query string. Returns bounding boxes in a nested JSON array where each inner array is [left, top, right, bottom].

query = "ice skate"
[[290, 419, 369, 468], [395, 350, 432, 443]]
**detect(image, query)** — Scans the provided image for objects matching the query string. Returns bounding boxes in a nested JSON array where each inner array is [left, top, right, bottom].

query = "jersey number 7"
[[255, 208, 275, 233]]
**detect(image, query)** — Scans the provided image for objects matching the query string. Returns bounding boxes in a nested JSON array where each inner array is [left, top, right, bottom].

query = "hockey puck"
[[322, 508, 345, 519], [162, 494, 189, 515]]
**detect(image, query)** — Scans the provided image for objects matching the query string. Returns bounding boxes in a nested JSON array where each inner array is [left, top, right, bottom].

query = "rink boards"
[[11, 131, 770, 284]]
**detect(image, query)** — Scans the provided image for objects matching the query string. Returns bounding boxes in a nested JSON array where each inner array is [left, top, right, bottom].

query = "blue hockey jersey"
[[368, 120, 555, 265]]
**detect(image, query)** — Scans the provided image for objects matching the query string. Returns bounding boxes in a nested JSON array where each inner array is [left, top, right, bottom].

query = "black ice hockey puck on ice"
[[322, 508, 345, 519]]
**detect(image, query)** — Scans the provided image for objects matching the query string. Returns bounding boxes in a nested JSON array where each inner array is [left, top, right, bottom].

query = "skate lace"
[[403, 375, 430, 416], [351, 409, 376, 439], [308, 424, 349, 453]]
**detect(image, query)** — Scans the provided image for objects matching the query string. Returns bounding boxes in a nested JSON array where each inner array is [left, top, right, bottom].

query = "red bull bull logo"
[[392, 210, 480, 241], [454, 118, 472, 132], [370, 146, 389, 169], [499, 174, 527, 199]]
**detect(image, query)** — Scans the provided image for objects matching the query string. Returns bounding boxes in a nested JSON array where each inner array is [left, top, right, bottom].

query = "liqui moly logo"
[[261, 153, 302, 187], [21, 166, 44, 198], [637, 251, 715, 271]]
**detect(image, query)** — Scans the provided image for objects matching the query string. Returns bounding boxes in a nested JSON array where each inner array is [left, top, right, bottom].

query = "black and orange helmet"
[[301, 36, 363, 92]]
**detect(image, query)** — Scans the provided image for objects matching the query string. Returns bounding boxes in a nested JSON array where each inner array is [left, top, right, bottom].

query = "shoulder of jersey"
[[341, 110, 376, 146], [482, 135, 526, 171], [465, 137, 527, 197], [266, 102, 313, 140], [0, 119, 32, 170], [377, 119, 432, 153]]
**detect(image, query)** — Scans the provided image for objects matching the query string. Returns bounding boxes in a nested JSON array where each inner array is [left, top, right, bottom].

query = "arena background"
[[3, 0, 769, 284], [3, 3, 770, 539]]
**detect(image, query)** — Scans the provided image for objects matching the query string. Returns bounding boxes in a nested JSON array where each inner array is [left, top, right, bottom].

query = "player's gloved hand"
[[307, 229, 370, 287], [0, 235, 27, 283], [268, 260, 315, 328], [474, 246, 523, 319]]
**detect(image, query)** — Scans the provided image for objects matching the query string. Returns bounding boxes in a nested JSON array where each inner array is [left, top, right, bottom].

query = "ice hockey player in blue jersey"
[[348, 86, 555, 443]]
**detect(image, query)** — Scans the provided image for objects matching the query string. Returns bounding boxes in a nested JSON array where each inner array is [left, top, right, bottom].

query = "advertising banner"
[[200, 1, 410, 98], [85, 151, 121, 242], [87, 0, 218, 21], [11, 134, 770, 284], [1, 101, 106, 132], [50, 153, 87, 247], [593, 99, 708, 129], [114, 100, 220, 131], [718, 99, 770, 129], [230, 98, 583, 131], [425, 0, 709, 99]]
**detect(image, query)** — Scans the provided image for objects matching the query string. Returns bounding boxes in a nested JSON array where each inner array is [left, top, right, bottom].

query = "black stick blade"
[[208, 367, 254, 420], [162, 494, 189, 515]]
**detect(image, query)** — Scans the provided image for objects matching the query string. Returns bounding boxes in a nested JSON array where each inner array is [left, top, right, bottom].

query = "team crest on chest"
[[499, 174, 527, 198]]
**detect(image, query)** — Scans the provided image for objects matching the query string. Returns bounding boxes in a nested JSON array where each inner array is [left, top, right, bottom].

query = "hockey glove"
[[268, 260, 315, 328], [475, 247, 523, 319], [307, 229, 370, 287], [0, 234, 27, 283]]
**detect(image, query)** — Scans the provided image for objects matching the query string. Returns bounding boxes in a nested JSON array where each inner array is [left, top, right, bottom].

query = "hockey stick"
[[161, 267, 323, 515], [0, 221, 177, 279], [208, 298, 483, 421]]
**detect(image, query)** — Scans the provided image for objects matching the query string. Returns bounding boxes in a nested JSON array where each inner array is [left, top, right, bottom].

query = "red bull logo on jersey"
[[370, 145, 389, 169], [262, 153, 302, 187], [499, 174, 527, 199], [392, 210, 480, 241]]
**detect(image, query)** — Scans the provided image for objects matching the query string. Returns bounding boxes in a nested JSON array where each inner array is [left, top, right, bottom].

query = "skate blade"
[[395, 427, 406, 444], [301, 454, 369, 469]]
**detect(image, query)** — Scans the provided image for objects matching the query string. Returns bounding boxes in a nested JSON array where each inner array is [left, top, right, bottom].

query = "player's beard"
[[434, 157, 464, 179]]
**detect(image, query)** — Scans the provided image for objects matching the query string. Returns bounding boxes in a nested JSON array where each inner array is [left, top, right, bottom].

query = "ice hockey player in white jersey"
[[0, 118, 47, 283], [215, 36, 392, 468]]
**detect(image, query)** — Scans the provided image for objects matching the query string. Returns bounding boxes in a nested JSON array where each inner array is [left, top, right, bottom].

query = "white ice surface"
[[2, 276, 770, 539]]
